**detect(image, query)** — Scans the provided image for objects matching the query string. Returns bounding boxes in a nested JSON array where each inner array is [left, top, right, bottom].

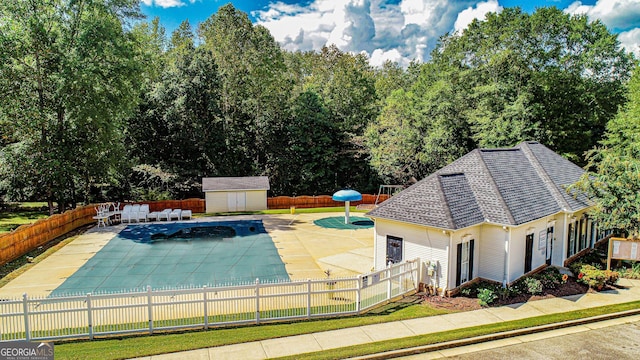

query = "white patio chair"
[[158, 209, 172, 221], [120, 204, 133, 223], [128, 204, 141, 223], [136, 204, 150, 222], [180, 210, 192, 220], [169, 209, 182, 221]]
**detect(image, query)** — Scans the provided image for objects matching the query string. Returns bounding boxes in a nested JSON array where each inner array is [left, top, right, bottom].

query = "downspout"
[[444, 230, 453, 296], [503, 226, 510, 287]]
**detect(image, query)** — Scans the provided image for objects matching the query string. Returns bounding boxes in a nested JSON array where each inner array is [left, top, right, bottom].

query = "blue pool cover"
[[49, 220, 290, 297]]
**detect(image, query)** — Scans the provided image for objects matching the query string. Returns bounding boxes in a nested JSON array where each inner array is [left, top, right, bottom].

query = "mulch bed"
[[420, 277, 612, 312]]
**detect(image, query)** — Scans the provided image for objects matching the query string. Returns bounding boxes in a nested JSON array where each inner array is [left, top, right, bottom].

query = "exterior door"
[[525, 233, 534, 273], [227, 192, 246, 212], [546, 226, 554, 266]]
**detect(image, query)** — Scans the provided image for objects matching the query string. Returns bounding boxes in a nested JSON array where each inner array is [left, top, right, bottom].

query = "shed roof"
[[202, 176, 270, 192], [367, 142, 590, 230]]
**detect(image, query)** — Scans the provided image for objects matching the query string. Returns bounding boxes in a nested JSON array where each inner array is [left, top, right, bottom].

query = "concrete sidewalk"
[[131, 278, 640, 360]]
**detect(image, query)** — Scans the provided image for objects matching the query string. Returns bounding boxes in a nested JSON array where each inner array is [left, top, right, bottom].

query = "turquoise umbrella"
[[332, 189, 362, 224]]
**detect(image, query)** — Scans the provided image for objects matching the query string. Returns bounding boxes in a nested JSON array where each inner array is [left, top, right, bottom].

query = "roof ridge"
[[518, 142, 572, 211], [476, 149, 517, 225], [436, 174, 456, 229]]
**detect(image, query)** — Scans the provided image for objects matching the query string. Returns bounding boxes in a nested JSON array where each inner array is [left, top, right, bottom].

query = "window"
[[456, 239, 474, 286], [386, 236, 403, 265]]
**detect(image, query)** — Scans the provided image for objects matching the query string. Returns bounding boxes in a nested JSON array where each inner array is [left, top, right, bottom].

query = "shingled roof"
[[202, 176, 270, 192], [367, 142, 590, 230]]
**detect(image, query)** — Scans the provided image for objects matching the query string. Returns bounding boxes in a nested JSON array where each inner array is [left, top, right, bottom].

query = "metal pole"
[[345, 201, 350, 224], [356, 275, 362, 314]]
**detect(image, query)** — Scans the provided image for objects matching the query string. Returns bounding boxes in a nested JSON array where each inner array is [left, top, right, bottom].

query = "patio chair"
[[128, 204, 141, 223], [169, 209, 182, 221], [180, 210, 192, 220], [120, 204, 133, 223], [136, 204, 150, 222], [158, 208, 172, 221]]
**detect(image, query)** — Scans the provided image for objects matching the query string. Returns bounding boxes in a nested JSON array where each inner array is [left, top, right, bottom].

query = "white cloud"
[[565, 0, 640, 30], [618, 28, 640, 57], [141, 0, 186, 8], [255, 0, 477, 67], [564, 0, 640, 57], [454, 0, 503, 33]]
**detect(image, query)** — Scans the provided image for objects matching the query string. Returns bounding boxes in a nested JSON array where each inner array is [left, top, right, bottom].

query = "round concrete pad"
[[313, 216, 374, 229]]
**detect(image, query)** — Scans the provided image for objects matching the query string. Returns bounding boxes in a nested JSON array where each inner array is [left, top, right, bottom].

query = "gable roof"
[[202, 176, 270, 192], [368, 141, 590, 230]]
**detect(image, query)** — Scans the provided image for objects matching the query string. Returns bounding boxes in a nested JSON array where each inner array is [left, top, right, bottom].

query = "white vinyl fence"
[[0, 259, 419, 342]]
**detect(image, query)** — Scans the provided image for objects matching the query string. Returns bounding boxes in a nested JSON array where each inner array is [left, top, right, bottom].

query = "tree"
[[574, 66, 640, 236], [0, 0, 143, 212], [199, 4, 292, 178], [432, 7, 634, 163], [366, 63, 473, 183], [125, 20, 224, 199]]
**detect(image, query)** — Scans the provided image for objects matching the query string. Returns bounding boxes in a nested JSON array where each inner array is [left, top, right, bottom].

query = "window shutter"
[[456, 243, 462, 286], [469, 240, 475, 280]]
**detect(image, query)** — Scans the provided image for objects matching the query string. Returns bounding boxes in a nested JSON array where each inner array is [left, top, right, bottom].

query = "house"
[[367, 141, 612, 295], [202, 176, 270, 213]]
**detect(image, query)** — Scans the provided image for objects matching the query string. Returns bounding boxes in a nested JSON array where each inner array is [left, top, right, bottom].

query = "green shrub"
[[477, 288, 497, 307], [524, 277, 543, 295], [577, 264, 619, 290]]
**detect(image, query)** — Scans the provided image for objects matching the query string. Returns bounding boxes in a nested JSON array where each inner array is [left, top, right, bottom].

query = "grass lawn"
[[53, 300, 640, 360], [0, 203, 50, 233]]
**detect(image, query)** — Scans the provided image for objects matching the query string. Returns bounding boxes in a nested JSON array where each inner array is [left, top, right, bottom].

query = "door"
[[546, 226, 554, 266], [525, 233, 534, 273], [227, 192, 246, 212]]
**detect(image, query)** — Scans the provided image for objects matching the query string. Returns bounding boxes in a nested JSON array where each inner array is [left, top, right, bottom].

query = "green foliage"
[[576, 264, 619, 289], [0, 0, 143, 209], [524, 277, 543, 295], [476, 288, 497, 307], [572, 66, 640, 236]]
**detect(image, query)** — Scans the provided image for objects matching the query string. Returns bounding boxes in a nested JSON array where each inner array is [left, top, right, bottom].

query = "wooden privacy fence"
[[268, 194, 389, 209], [0, 205, 96, 266]]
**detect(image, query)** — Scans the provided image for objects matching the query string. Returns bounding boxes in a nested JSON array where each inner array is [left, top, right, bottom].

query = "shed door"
[[227, 192, 246, 212]]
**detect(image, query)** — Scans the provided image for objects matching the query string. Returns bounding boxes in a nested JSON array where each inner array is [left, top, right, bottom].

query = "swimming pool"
[[49, 220, 290, 297]]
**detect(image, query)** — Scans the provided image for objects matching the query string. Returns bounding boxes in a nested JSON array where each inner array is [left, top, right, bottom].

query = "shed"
[[202, 177, 270, 213]]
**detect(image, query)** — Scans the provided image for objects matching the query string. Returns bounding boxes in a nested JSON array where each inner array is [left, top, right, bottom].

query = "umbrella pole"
[[345, 201, 350, 224]]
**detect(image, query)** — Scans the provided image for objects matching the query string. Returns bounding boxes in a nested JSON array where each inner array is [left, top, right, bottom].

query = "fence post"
[[387, 266, 392, 301], [356, 275, 362, 314], [147, 286, 153, 335], [87, 293, 94, 340], [255, 278, 261, 325], [307, 279, 312, 320], [22, 293, 30, 342], [203, 286, 209, 330]]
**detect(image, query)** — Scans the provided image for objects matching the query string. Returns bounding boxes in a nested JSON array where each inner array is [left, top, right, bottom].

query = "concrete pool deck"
[[0, 212, 374, 299]]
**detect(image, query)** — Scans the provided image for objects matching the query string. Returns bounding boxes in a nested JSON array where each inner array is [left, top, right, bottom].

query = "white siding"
[[478, 225, 506, 283], [508, 217, 552, 282], [373, 219, 449, 292]]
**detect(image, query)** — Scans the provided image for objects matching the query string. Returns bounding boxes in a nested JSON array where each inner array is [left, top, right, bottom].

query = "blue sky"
[[140, 0, 640, 67]]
